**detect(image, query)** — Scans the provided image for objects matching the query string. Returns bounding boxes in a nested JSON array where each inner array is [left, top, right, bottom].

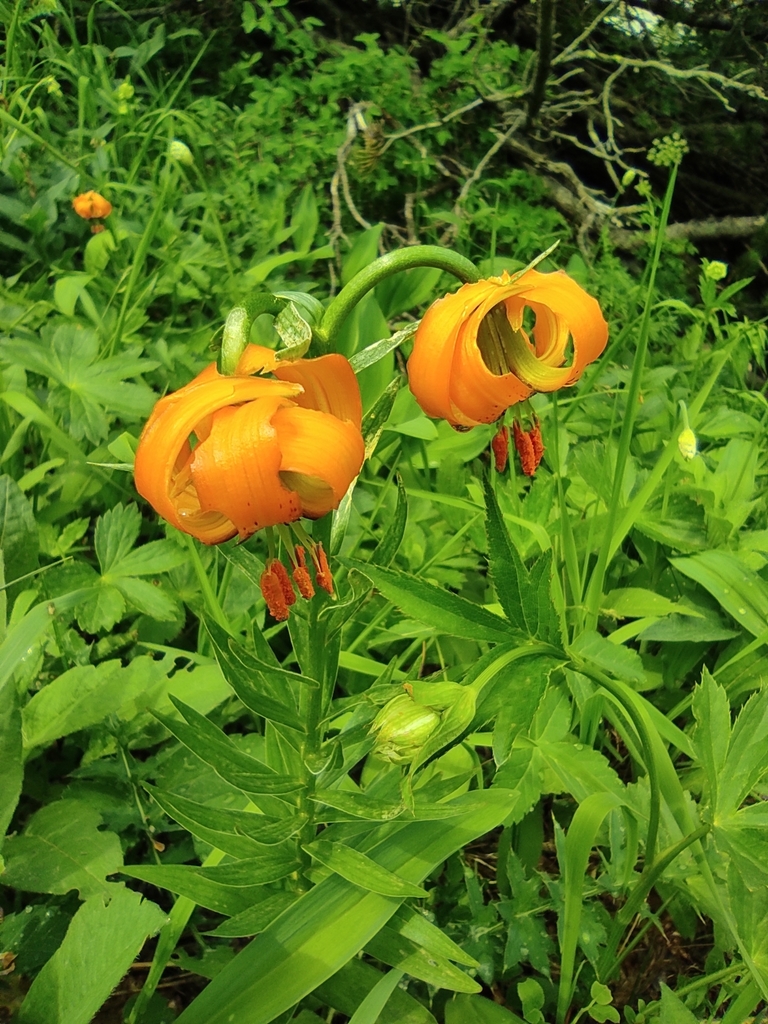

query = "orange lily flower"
[[134, 346, 365, 544], [72, 190, 112, 220], [407, 269, 608, 428]]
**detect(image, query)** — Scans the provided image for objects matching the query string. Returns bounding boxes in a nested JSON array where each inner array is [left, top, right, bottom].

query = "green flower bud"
[[678, 427, 697, 461], [621, 169, 636, 188], [370, 693, 441, 765], [169, 139, 194, 167], [703, 260, 728, 282]]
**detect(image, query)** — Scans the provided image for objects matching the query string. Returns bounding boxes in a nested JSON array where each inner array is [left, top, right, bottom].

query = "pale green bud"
[[114, 79, 135, 102], [621, 169, 636, 188], [678, 427, 697, 461], [169, 139, 194, 167], [370, 693, 441, 765], [704, 260, 728, 282]]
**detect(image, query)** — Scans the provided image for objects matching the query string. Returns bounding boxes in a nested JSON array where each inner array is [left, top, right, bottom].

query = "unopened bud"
[[704, 260, 728, 282], [621, 169, 636, 188], [370, 693, 441, 765], [678, 428, 697, 461], [169, 140, 194, 167]]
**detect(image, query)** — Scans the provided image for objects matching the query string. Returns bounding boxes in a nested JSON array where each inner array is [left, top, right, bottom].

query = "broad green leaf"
[[366, 926, 480, 992], [316, 959, 436, 1024], [145, 785, 302, 854], [445, 995, 526, 1024], [392, 905, 479, 967], [174, 789, 517, 1024], [123, 853, 300, 916], [0, 589, 95, 699], [23, 661, 130, 752], [345, 560, 512, 644], [0, 682, 22, 852], [727, 862, 768, 987], [341, 224, 384, 285], [95, 503, 141, 573], [671, 551, 768, 638], [289, 183, 319, 254], [692, 668, 730, 813], [53, 273, 93, 316], [304, 838, 428, 898], [155, 697, 301, 797], [602, 588, 702, 620], [718, 687, 768, 814], [112, 575, 179, 620], [312, 789, 405, 821], [205, 892, 298, 937], [570, 630, 646, 686], [655, 985, 699, 1024], [110, 539, 188, 577], [1, 799, 123, 898], [0, 475, 38, 599], [535, 740, 625, 803], [349, 968, 405, 1024], [17, 887, 166, 1024], [715, 803, 768, 889]]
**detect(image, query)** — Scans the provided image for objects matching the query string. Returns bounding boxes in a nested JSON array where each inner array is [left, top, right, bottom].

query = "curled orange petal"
[[135, 347, 366, 544], [408, 267, 608, 427]]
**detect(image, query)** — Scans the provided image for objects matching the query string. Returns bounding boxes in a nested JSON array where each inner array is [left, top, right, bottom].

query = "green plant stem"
[[108, 165, 177, 355], [181, 533, 229, 631], [575, 662, 661, 869], [598, 825, 709, 981], [318, 245, 480, 346], [583, 163, 679, 631], [0, 106, 79, 170]]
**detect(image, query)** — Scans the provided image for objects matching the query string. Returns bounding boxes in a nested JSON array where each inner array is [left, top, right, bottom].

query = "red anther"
[[270, 559, 296, 607], [513, 421, 537, 476], [260, 566, 290, 621], [491, 424, 509, 473], [312, 543, 334, 596], [530, 420, 545, 469], [292, 546, 315, 600]]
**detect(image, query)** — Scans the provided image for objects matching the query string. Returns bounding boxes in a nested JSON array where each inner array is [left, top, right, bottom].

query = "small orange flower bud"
[[72, 190, 112, 220], [90, 223, 106, 234], [292, 547, 315, 600], [491, 424, 509, 473], [260, 566, 290, 621], [513, 421, 537, 476]]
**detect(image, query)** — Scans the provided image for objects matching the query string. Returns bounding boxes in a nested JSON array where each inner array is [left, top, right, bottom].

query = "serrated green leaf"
[[692, 667, 730, 813], [570, 630, 646, 686], [1, 800, 123, 898], [17, 887, 165, 1024], [718, 687, 768, 814]]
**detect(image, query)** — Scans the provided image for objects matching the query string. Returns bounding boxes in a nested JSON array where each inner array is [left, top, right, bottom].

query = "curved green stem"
[[583, 163, 679, 630], [218, 293, 285, 374], [318, 245, 480, 346], [574, 662, 661, 869], [598, 824, 710, 981]]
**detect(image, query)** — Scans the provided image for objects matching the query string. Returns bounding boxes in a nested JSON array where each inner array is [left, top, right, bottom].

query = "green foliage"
[[2, 2, 768, 1024]]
